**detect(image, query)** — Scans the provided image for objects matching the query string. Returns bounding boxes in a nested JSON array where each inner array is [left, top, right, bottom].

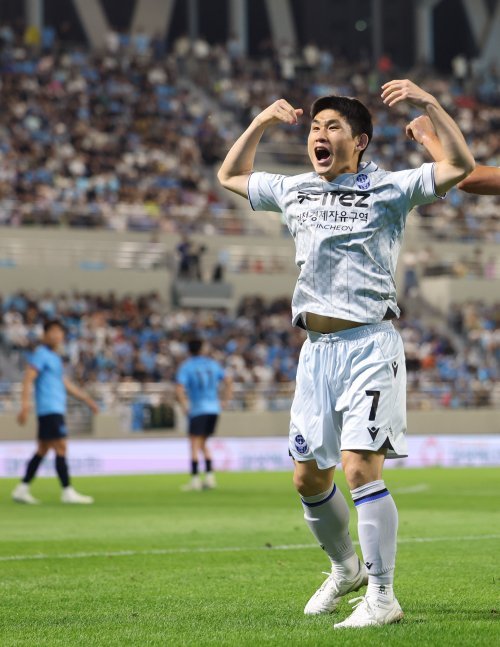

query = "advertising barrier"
[[1, 435, 500, 477]]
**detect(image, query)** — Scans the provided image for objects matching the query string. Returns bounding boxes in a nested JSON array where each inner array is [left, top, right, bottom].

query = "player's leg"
[[293, 459, 367, 615], [334, 449, 403, 628], [200, 436, 216, 489], [294, 459, 355, 563], [201, 415, 217, 489], [333, 323, 406, 628], [182, 424, 204, 491], [290, 334, 366, 614], [53, 438, 70, 488], [12, 440, 50, 504], [54, 438, 93, 504]]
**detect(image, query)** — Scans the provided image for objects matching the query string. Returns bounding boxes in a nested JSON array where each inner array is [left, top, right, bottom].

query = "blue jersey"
[[176, 356, 225, 418], [29, 345, 66, 416]]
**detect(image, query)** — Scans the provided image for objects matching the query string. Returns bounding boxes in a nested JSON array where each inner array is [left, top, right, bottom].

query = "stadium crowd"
[[0, 22, 498, 240], [0, 291, 498, 411]]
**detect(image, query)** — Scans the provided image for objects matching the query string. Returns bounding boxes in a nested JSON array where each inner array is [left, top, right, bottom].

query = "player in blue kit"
[[218, 79, 474, 628], [176, 337, 232, 491], [12, 320, 99, 505]]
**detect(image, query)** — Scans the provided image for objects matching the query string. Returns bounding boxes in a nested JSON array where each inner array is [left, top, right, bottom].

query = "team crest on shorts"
[[356, 173, 370, 190], [294, 434, 309, 454]]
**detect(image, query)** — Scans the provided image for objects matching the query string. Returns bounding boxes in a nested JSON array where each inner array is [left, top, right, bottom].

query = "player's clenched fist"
[[405, 115, 437, 144], [381, 79, 436, 110], [254, 99, 304, 127]]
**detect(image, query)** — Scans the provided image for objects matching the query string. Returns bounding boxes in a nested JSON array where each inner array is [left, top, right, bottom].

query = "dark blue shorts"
[[38, 414, 67, 441], [189, 414, 218, 437]]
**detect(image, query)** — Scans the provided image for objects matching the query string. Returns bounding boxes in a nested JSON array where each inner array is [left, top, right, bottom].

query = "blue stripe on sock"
[[301, 484, 336, 508], [353, 490, 390, 506]]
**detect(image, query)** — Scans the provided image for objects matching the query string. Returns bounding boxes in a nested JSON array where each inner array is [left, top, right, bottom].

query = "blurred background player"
[[407, 115, 499, 195], [12, 320, 99, 505], [176, 337, 232, 491]]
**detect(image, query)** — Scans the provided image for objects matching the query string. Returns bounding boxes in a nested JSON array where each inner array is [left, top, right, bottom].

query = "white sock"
[[301, 484, 358, 578], [367, 581, 393, 602], [351, 479, 398, 600]]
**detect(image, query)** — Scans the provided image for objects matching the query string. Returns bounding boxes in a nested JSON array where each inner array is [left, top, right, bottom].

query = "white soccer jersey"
[[248, 161, 441, 326]]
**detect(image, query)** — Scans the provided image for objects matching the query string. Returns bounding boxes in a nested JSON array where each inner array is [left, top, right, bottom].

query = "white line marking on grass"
[[393, 484, 429, 494], [0, 534, 499, 563]]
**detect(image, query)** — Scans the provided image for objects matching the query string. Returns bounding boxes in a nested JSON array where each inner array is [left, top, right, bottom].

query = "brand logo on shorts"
[[356, 173, 370, 190], [367, 426, 380, 441], [294, 434, 309, 455], [392, 361, 398, 377]]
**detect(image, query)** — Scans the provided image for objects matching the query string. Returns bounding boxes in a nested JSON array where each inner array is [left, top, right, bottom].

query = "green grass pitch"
[[0, 467, 498, 646]]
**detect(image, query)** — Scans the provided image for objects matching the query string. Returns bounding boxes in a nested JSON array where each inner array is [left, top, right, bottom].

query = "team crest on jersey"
[[294, 434, 309, 454], [356, 173, 370, 190]]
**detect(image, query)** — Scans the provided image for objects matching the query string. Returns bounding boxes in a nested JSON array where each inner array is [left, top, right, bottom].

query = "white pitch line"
[[392, 484, 429, 494], [0, 534, 499, 563]]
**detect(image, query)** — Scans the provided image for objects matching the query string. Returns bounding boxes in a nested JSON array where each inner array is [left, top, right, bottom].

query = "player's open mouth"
[[314, 147, 332, 164]]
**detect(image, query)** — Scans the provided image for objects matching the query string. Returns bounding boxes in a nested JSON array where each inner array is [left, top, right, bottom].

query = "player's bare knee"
[[37, 442, 50, 457], [54, 440, 67, 456], [293, 466, 332, 497], [343, 463, 370, 490], [342, 450, 385, 489]]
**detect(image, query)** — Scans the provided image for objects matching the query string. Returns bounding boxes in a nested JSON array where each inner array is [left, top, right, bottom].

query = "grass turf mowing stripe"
[[1, 533, 498, 563]]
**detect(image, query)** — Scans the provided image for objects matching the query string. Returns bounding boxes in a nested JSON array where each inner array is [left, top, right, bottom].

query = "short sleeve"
[[29, 347, 46, 373], [247, 172, 286, 212], [390, 163, 442, 210]]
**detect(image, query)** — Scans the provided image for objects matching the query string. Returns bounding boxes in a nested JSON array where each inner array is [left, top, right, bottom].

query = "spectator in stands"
[[0, 23, 498, 238], [177, 236, 194, 279], [0, 291, 497, 411]]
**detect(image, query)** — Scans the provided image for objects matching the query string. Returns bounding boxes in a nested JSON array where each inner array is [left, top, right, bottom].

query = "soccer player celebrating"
[[12, 320, 99, 505], [176, 337, 232, 491], [218, 80, 474, 628], [407, 114, 500, 194]]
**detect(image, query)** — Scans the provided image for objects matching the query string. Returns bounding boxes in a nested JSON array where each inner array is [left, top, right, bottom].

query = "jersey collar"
[[315, 160, 378, 184]]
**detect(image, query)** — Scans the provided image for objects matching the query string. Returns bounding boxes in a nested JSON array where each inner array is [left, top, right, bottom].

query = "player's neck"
[[318, 160, 360, 182]]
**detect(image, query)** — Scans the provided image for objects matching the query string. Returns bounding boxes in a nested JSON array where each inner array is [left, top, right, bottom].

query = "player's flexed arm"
[[217, 100, 303, 197], [381, 80, 475, 195], [406, 115, 500, 195]]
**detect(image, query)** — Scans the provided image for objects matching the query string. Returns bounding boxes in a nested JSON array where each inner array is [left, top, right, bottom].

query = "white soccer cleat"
[[61, 486, 94, 504], [203, 473, 217, 489], [334, 595, 404, 628], [181, 476, 203, 492], [12, 483, 40, 505], [304, 559, 368, 615]]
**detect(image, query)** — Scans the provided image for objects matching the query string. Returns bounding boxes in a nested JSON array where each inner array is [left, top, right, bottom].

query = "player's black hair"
[[187, 338, 203, 355], [43, 319, 66, 333], [310, 95, 373, 162]]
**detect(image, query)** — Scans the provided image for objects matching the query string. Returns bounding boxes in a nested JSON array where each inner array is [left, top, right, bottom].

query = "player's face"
[[45, 326, 65, 349], [307, 109, 361, 181]]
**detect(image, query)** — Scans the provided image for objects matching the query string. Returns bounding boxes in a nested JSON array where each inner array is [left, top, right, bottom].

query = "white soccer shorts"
[[289, 321, 407, 469]]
